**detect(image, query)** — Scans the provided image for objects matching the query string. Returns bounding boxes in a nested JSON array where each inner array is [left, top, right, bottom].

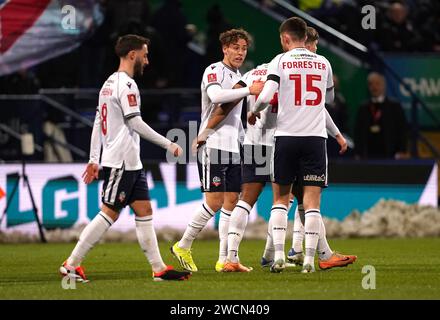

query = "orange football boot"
[[318, 252, 357, 270], [222, 261, 253, 272]]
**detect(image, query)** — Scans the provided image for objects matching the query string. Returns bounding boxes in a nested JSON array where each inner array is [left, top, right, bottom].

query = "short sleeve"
[[202, 64, 223, 90], [119, 80, 141, 120]]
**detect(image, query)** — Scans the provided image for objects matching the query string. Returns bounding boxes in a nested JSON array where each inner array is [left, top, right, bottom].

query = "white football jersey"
[[200, 61, 244, 153], [242, 64, 277, 146], [268, 48, 333, 138], [97, 71, 143, 170]]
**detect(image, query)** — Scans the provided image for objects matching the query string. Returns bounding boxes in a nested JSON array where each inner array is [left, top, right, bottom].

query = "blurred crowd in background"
[[280, 0, 440, 52], [0, 0, 439, 162]]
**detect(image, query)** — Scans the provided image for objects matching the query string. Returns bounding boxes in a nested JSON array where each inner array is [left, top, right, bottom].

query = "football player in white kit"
[[60, 35, 191, 282], [249, 17, 344, 273], [171, 29, 264, 272], [284, 27, 357, 270], [195, 61, 347, 273]]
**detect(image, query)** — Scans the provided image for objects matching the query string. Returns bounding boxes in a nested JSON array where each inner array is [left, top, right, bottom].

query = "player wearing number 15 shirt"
[[251, 21, 334, 187], [250, 17, 335, 273]]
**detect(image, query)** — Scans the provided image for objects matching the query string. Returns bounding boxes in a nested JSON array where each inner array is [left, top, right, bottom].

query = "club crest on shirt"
[[207, 73, 217, 83], [118, 191, 126, 203], [212, 176, 221, 187], [127, 94, 137, 107], [126, 82, 132, 89]]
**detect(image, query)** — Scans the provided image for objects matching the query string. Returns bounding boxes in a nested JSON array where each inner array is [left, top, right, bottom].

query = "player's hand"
[[82, 163, 99, 184], [247, 111, 260, 125], [249, 80, 265, 96], [168, 142, 183, 157], [191, 134, 207, 156], [335, 134, 348, 155]]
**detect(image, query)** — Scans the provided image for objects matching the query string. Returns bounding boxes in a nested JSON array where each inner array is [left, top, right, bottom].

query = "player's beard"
[[133, 58, 144, 78]]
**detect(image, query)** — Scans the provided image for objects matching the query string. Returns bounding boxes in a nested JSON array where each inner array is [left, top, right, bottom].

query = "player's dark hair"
[[219, 28, 252, 47], [115, 34, 150, 58], [279, 17, 307, 41], [305, 27, 319, 44]]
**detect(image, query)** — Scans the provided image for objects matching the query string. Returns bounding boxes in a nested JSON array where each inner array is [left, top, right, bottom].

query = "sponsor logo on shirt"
[[291, 53, 315, 60], [207, 73, 217, 83], [127, 94, 137, 107]]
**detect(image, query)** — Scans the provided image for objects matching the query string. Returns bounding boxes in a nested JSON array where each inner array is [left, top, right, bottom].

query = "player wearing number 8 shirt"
[[59, 34, 190, 282], [250, 17, 334, 273]]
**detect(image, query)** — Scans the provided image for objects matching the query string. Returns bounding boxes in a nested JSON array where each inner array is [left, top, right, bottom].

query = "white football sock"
[[262, 217, 274, 260], [67, 211, 114, 267], [218, 209, 231, 263], [317, 216, 333, 260], [179, 203, 216, 249], [270, 204, 288, 262], [135, 216, 167, 273], [227, 200, 251, 263], [291, 204, 305, 253], [303, 209, 321, 267]]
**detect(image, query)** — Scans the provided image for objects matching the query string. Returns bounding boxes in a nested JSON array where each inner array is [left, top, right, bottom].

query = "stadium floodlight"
[[0, 133, 47, 243]]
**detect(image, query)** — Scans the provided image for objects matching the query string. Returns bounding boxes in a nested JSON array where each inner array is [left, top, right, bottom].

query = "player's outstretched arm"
[[206, 80, 264, 104], [325, 108, 340, 138], [128, 116, 183, 157], [206, 83, 246, 129], [83, 109, 101, 184], [195, 83, 247, 149], [193, 101, 241, 154]]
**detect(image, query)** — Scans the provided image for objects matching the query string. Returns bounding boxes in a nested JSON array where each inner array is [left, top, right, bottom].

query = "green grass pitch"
[[1, 239, 439, 299]]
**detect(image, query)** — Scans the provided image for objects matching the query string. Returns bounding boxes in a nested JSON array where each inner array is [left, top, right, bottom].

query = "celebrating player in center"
[[171, 29, 263, 272]]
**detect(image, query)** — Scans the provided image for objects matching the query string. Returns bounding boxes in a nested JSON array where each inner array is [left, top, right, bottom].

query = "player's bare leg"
[[172, 192, 222, 272], [269, 183, 291, 273], [302, 186, 322, 273], [60, 204, 119, 282], [224, 183, 264, 272]]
